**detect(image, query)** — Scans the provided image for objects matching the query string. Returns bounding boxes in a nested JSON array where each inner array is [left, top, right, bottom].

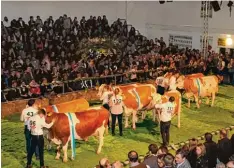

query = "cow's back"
[[46, 98, 89, 113], [162, 91, 181, 115], [76, 107, 109, 139]]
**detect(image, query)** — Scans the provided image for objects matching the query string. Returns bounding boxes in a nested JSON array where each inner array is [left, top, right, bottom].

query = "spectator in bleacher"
[[204, 133, 218, 168], [19, 81, 30, 99], [128, 150, 148, 168], [7, 80, 20, 101], [226, 161, 234, 168], [217, 129, 233, 164], [215, 162, 225, 168], [143, 144, 158, 168], [195, 143, 208, 168], [175, 149, 191, 168]]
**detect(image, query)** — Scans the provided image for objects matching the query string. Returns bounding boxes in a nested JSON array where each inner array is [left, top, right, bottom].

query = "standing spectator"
[[175, 149, 191, 168], [204, 133, 218, 168], [128, 150, 148, 168], [217, 129, 233, 164], [187, 138, 198, 168], [163, 153, 174, 168], [155, 96, 175, 146], [143, 144, 158, 168], [100, 85, 112, 127], [20, 99, 39, 159], [231, 134, 234, 154], [109, 88, 124, 136], [157, 146, 168, 156], [195, 143, 208, 168], [228, 58, 234, 85]]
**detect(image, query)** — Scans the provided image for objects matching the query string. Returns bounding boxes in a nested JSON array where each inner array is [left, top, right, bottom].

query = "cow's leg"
[[186, 93, 191, 108], [194, 94, 200, 108], [124, 114, 129, 128], [206, 97, 210, 105], [152, 109, 156, 122], [142, 111, 146, 120], [132, 111, 137, 130], [61, 138, 69, 163], [96, 125, 105, 154], [211, 92, 215, 107], [55, 145, 61, 160]]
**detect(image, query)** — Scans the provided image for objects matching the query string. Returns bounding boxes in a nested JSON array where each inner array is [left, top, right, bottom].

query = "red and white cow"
[[98, 83, 181, 129], [45, 106, 109, 162], [176, 75, 220, 108]]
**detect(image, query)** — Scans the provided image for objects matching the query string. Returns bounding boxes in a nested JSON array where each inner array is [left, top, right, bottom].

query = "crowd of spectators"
[[96, 130, 234, 168], [2, 14, 234, 102]]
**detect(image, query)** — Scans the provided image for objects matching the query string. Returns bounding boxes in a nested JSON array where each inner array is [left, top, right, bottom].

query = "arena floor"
[[1, 85, 234, 168]]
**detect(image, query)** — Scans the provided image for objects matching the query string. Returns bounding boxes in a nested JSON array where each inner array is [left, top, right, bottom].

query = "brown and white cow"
[[45, 106, 109, 162], [98, 83, 181, 129], [44, 98, 89, 113], [176, 75, 219, 108]]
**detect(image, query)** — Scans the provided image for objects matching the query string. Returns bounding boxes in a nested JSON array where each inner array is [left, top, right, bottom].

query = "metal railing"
[[1, 65, 216, 102]]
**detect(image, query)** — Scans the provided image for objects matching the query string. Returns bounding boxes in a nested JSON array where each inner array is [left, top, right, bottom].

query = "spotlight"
[[159, 0, 165, 4], [211, 1, 221, 12], [226, 37, 233, 46]]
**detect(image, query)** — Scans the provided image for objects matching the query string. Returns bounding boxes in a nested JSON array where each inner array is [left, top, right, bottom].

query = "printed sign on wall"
[[169, 34, 193, 49]]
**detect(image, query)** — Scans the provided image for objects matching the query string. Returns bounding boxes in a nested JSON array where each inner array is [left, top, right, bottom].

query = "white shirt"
[[155, 102, 175, 122], [28, 115, 54, 136], [156, 76, 165, 87], [100, 91, 112, 105], [169, 76, 177, 91], [3, 20, 11, 27], [20, 106, 38, 126], [109, 95, 123, 115]]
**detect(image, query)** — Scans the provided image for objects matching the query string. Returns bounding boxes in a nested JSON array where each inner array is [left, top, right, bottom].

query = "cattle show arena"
[[1, 84, 234, 168]]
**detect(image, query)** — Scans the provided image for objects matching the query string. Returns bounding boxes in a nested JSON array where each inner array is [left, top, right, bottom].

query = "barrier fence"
[[119, 125, 234, 167], [2, 65, 217, 102]]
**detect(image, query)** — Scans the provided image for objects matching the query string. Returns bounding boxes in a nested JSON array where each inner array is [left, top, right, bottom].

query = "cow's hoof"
[[84, 138, 88, 142], [71, 157, 75, 161], [55, 156, 60, 160], [132, 127, 136, 130], [96, 151, 101, 155], [186, 105, 190, 108], [63, 159, 68, 163]]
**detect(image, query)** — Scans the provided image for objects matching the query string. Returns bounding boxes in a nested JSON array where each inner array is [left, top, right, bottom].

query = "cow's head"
[[146, 93, 163, 110], [44, 110, 57, 124], [97, 84, 107, 97], [216, 75, 224, 83], [176, 75, 185, 89]]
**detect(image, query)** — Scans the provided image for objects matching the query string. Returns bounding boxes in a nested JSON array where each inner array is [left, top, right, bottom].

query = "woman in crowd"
[[195, 143, 208, 168]]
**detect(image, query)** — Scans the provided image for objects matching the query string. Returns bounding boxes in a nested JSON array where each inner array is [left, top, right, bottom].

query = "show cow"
[[98, 83, 181, 129], [45, 106, 109, 162], [176, 75, 219, 108], [44, 98, 89, 113]]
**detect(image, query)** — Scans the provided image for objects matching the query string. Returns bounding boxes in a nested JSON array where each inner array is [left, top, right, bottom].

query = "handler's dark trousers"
[[160, 121, 171, 146], [27, 135, 44, 167], [111, 113, 123, 136], [157, 86, 165, 95], [24, 126, 39, 157]]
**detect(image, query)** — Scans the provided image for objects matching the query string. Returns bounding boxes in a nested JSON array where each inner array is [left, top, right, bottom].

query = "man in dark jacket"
[[203, 133, 218, 168], [128, 150, 147, 168], [143, 144, 158, 168], [217, 129, 232, 164]]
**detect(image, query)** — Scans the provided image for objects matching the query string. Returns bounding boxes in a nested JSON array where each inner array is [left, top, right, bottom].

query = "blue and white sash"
[[65, 112, 77, 159], [52, 105, 59, 113], [132, 89, 141, 110]]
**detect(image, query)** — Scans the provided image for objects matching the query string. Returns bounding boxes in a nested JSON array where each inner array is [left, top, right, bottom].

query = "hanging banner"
[[169, 34, 193, 49]]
